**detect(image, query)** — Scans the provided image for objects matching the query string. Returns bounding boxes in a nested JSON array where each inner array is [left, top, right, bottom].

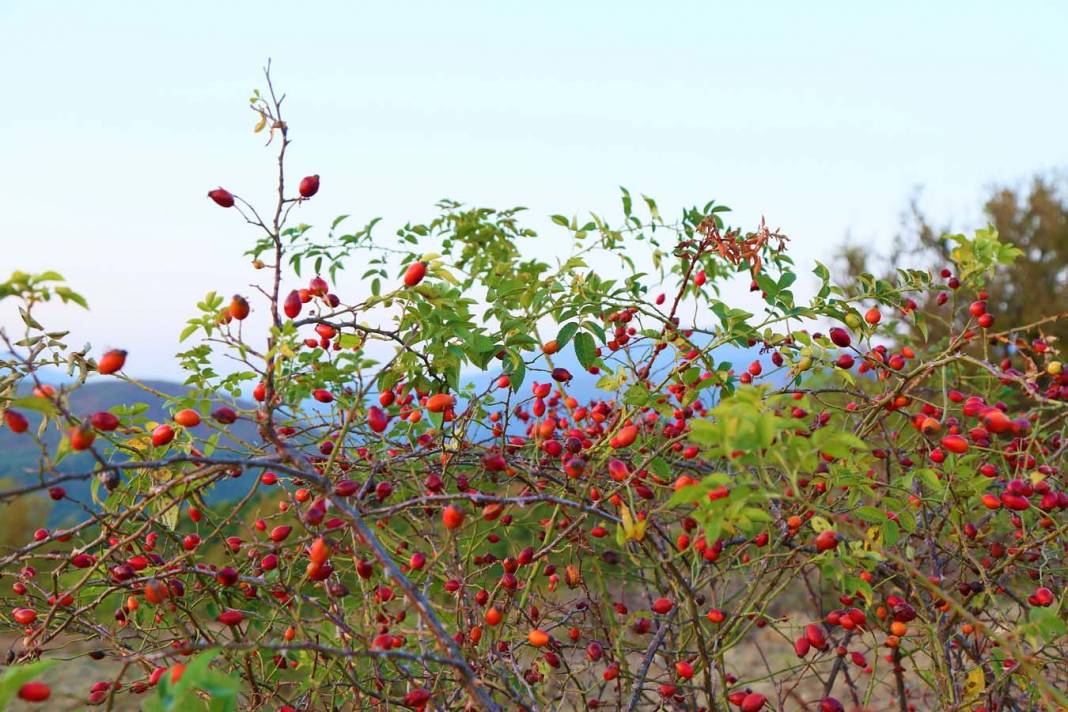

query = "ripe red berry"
[[207, 188, 235, 208], [404, 261, 428, 287], [442, 505, 464, 530], [174, 409, 201, 428], [403, 688, 431, 708], [368, 406, 389, 433], [151, 424, 175, 447], [90, 411, 120, 431], [70, 424, 96, 451], [299, 175, 320, 198], [426, 393, 455, 413], [97, 349, 127, 375], [17, 681, 51, 702], [740, 692, 767, 711], [284, 290, 302, 319], [217, 609, 245, 626], [212, 406, 237, 424], [815, 529, 839, 552], [819, 697, 845, 712], [4, 410, 29, 433], [828, 327, 851, 348], [940, 434, 968, 454], [652, 597, 674, 615], [229, 295, 250, 321], [13, 607, 37, 625]]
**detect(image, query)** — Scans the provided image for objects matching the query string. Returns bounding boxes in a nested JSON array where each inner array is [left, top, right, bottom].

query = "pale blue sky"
[[2, 1, 1066, 379]]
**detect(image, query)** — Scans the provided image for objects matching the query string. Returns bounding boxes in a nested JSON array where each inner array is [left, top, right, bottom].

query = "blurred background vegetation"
[[836, 174, 1068, 347]]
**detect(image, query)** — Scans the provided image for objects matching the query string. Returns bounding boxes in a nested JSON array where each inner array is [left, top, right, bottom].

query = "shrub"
[[1, 67, 1065, 711]]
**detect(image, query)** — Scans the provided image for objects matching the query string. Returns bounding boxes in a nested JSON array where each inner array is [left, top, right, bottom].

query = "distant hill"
[[0, 380, 259, 525]]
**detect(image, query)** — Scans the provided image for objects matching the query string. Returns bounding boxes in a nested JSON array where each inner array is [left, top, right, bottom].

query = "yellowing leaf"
[[810, 516, 833, 533], [619, 504, 647, 542], [253, 113, 267, 133], [620, 504, 634, 537], [963, 666, 985, 703], [431, 265, 460, 286]]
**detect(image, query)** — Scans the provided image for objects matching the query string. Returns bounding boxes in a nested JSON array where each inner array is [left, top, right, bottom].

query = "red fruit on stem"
[[426, 393, 455, 413], [70, 424, 96, 451], [404, 261, 428, 287], [4, 410, 29, 433], [652, 597, 674, 614], [815, 529, 839, 552], [13, 608, 37, 625], [368, 405, 389, 433], [740, 692, 767, 712], [403, 688, 431, 708], [151, 424, 175, 447], [212, 406, 237, 424], [97, 349, 127, 375], [284, 290, 302, 319], [217, 609, 244, 626], [298, 174, 320, 198], [229, 295, 250, 321], [819, 698, 845, 712], [828, 327, 851, 348], [940, 434, 968, 454], [17, 682, 51, 702], [90, 411, 120, 431], [442, 505, 464, 530], [207, 188, 235, 208], [174, 409, 201, 428]]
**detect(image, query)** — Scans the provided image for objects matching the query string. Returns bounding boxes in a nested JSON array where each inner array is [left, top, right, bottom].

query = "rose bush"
[[1, 68, 1066, 711]]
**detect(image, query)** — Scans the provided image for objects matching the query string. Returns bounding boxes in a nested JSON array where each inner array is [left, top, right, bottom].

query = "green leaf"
[[148, 649, 239, 712], [54, 286, 89, 308], [8, 396, 58, 416], [555, 322, 579, 349], [855, 506, 884, 524], [882, 518, 900, 547], [573, 332, 597, 370], [0, 659, 59, 709], [688, 419, 717, 447], [623, 384, 651, 406]]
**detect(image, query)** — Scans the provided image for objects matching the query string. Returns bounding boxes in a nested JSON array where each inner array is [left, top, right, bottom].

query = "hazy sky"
[[2, 1, 1066, 380]]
